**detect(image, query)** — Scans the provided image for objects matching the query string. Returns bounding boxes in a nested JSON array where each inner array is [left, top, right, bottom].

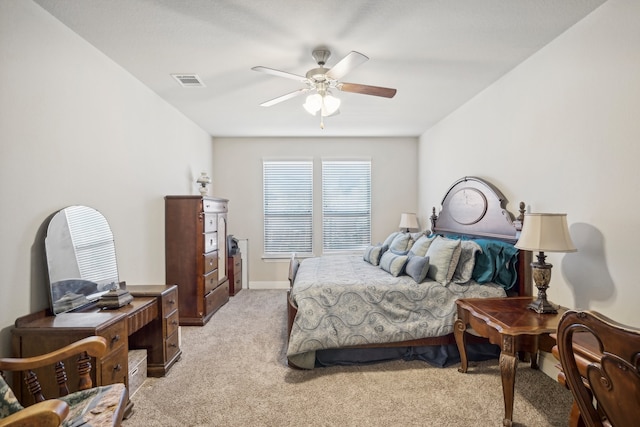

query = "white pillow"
[[409, 235, 436, 257], [389, 233, 413, 253], [425, 236, 461, 284]]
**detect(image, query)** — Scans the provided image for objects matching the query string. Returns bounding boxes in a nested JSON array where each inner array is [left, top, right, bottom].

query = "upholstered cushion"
[[379, 251, 409, 277], [410, 231, 426, 242], [382, 232, 400, 247], [425, 236, 461, 284], [409, 234, 436, 257], [60, 383, 125, 427], [363, 244, 388, 266], [405, 255, 430, 283], [389, 233, 413, 253], [453, 240, 482, 284], [0, 374, 24, 418]]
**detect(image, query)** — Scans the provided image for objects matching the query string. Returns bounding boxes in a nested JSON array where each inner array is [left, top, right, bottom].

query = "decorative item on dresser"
[[165, 196, 230, 325], [196, 172, 211, 196], [514, 213, 577, 313]]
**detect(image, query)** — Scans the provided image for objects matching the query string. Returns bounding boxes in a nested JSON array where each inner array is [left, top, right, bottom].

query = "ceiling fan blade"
[[252, 66, 308, 83], [259, 88, 310, 107], [325, 51, 369, 80], [338, 82, 397, 98]]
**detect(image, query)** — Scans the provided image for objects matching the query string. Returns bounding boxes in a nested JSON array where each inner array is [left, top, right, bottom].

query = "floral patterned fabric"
[[0, 374, 24, 419], [60, 383, 125, 427], [1, 373, 124, 427]]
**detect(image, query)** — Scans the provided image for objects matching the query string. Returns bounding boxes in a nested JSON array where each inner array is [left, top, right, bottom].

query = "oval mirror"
[[45, 206, 120, 314]]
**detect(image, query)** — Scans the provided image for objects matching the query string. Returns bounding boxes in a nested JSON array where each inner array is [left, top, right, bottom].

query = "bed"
[[286, 176, 532, 369]]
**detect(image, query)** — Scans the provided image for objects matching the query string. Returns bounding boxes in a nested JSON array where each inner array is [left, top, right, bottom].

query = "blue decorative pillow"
[[382, 232, 400, 247], [363, 244, 388, 266], [379, 251, 409, 277], [405, 255, 430, 283]]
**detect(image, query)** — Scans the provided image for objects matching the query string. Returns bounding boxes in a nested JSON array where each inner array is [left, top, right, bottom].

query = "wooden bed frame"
[[286, 176, 531, 365]]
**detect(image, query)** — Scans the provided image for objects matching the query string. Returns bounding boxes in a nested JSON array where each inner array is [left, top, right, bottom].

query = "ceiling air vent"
[[171, 74, 206, 87]]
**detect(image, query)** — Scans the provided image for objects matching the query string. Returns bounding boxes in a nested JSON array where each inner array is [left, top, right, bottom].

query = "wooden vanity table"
[[11, 284, 181, 413]]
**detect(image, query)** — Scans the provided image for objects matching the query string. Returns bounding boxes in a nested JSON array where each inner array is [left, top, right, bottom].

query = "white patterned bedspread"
[[287, 255, 506, 369]]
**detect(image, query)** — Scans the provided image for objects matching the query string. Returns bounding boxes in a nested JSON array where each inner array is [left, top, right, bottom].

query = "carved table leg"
[[500, 335, 517, 427], [454, 318, 468, 373]]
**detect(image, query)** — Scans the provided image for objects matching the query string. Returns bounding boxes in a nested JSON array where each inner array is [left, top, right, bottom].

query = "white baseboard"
[[248, 281, 289, 290], [538, 351, 560, 382]]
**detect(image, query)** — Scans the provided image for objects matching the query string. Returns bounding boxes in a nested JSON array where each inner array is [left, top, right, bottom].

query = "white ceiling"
[[34, 0, 606, 138]]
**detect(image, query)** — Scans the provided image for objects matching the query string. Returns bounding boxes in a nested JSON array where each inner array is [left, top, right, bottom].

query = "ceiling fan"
[[252, 47, 397, 128]]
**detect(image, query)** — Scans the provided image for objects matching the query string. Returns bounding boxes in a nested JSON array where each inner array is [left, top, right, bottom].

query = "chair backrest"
[[557, 310, 640, 427]]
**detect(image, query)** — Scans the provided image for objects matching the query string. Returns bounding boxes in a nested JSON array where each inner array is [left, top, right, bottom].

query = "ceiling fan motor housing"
[[312, 48, 331, 66]]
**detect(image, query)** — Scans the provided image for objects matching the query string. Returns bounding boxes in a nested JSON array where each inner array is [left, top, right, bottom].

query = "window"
[[322, 160, 371, 252], [263, 161, 313, 256]]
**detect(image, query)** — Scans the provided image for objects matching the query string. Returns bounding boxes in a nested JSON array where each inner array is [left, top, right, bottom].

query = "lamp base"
[[528, 254, 557, 314], [527, 297, 558, 314]]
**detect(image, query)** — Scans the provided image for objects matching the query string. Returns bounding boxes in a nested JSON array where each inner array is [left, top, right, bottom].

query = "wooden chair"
[[0, 336, 126, 427], [556, 310, 640, 427]]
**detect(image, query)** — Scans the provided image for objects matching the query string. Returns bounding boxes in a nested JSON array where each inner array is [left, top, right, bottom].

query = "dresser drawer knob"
[[113, 364, 122, 372], [111, 335, 120, 343], [169, 343, 177, 348], [168, 299, 176, 305], [172, 320, 178, 326]]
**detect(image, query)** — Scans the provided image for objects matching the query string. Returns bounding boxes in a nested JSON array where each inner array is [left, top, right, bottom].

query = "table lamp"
[[515, 213, 577, 314], [399, 213, 419, 232]]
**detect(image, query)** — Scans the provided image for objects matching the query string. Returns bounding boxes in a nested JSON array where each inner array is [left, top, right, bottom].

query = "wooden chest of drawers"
[[228, 253, 242, 295], [165, 196, 230, 325]]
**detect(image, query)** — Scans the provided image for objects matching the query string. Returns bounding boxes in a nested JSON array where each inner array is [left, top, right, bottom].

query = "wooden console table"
[[11, 284, 181, 415], [454, 297, 567, 427]]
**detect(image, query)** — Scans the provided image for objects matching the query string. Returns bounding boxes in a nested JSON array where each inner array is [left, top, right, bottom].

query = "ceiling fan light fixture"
[[303, 93, 322, 115], [322, 93, 341, 116], [303, 92, 340, 117]]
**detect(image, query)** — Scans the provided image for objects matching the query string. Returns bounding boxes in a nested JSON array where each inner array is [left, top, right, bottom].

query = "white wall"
[[0, 1, 213, 356], [212, 137, 419, 286], [418, 0, 640, 327]]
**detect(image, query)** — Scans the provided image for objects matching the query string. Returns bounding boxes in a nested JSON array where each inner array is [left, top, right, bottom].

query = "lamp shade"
[[399, 213, 419, 231], [515, 213, 577, 253]]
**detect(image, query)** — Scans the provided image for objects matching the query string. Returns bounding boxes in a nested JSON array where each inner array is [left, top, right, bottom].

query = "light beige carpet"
[[123, 289, 573, 427]]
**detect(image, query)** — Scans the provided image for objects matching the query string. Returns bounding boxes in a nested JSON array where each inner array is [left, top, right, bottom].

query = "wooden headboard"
[[429, 176, 531, 296]]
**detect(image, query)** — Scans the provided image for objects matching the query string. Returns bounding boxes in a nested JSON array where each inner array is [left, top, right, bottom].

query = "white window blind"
[[263, 161, 313, 255], [322, 160, 371, 252]]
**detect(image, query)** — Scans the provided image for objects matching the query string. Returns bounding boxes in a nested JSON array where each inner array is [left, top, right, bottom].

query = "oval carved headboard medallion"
[[449, 188, 487, 225]]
